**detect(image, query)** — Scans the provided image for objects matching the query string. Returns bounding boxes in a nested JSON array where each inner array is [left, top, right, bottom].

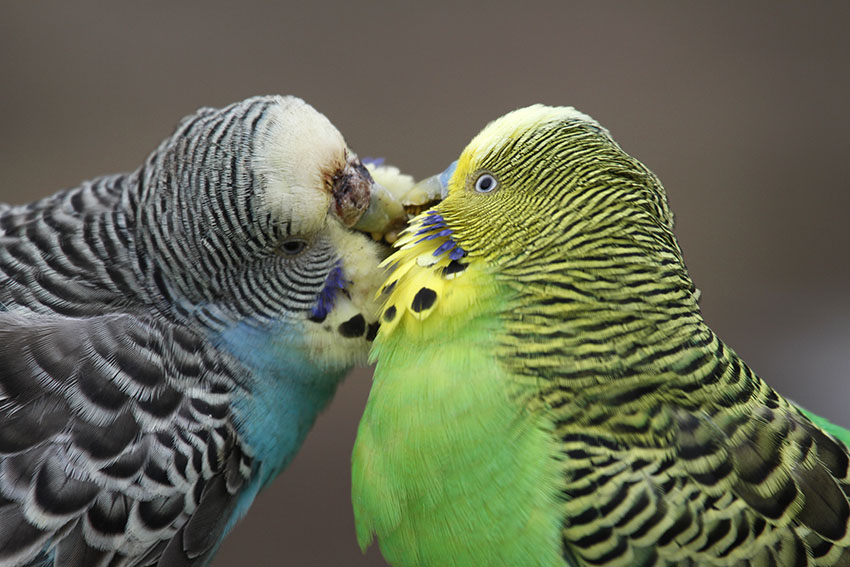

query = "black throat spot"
[[411, 288, 437, 313]]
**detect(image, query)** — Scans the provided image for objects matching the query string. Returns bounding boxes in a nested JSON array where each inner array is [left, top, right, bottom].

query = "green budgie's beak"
[[409, 160, 457, 202]]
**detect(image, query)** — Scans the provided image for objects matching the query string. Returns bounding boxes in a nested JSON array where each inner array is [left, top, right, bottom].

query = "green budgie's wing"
[[551, 350, 850, 567]]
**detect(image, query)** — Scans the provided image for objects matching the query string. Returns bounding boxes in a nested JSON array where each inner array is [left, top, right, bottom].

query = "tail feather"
[[799, 407, 850, 447]]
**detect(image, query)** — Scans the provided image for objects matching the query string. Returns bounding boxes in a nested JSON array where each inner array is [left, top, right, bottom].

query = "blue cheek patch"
[[309, 260, 347, 322], [413, 211, 467, 260]]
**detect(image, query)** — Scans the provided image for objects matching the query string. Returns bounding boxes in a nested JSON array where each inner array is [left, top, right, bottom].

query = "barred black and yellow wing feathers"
[[541, 330, 850, 566]]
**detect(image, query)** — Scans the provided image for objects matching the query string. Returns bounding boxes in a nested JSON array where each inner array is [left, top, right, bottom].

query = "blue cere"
[[310, 261, 347, 320], [361, 157, 386, 167], [438, 161, 458, 198]]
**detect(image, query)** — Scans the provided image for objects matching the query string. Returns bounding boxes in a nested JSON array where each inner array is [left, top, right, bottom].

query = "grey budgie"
[[0, 95, 394, 566]]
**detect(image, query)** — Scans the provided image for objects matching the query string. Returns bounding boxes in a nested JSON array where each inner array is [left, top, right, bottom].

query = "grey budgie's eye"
[[474, 172, 498, 193], [279, 238, 308, 255]]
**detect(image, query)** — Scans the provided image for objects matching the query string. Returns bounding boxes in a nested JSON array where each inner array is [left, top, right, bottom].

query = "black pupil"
[[282, 240, 306, 254], [478, 176, 493, 191]]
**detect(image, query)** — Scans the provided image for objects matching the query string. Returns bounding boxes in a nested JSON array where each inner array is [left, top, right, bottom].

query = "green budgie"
[[352, 105, 850, 566]]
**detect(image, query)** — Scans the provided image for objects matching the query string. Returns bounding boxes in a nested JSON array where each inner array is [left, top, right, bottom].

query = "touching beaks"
[[350, 159, 451, 243]]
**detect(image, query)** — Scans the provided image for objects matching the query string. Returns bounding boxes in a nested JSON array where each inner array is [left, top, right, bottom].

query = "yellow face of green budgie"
[[376, 104, 684, 339]]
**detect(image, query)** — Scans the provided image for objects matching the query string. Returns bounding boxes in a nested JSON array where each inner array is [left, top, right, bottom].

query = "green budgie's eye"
[[474, 172, 498, 193]]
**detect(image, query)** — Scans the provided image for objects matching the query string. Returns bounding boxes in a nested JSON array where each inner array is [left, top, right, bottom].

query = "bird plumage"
[[0, 95, 386, 566], [352, 105, 850, 566]]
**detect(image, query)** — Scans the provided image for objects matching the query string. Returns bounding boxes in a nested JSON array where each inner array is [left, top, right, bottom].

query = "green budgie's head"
[[438, 105, 679, 263], [377, 105, 699, 337]]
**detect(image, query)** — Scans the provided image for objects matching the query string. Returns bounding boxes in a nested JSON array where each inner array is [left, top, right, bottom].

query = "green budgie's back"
[[352, 105, 850, 566]]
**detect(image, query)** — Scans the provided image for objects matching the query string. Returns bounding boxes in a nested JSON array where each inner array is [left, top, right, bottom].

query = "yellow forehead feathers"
[[456, 105, 604, 178]]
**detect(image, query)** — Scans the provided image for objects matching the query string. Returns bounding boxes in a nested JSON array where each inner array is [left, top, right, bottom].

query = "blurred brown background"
[[2, 2, 849, 565]]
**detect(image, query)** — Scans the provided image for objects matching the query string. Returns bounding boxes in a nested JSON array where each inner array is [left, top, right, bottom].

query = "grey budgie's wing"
[[0, 310, 252, 567]]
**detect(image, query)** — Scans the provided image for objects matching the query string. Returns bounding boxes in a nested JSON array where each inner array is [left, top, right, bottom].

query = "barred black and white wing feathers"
[[0, 311, 251, 567]]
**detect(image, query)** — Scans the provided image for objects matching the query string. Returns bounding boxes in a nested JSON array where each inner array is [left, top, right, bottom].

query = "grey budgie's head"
[[134, 95, 387, 369]]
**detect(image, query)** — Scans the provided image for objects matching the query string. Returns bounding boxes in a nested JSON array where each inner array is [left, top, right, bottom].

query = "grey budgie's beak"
[[352, 181, 406, 234]]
